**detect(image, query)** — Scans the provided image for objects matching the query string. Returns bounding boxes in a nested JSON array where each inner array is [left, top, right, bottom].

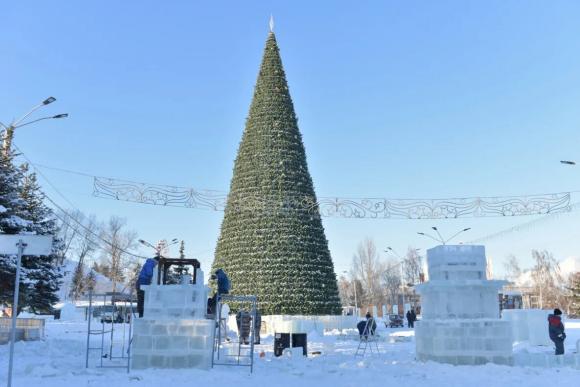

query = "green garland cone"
[[212, 32, 341, 315]]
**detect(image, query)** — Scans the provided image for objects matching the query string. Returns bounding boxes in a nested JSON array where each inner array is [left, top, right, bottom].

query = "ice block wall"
[[501, 309, 552, 346], [132, 269, 214, 369], [415, 245, 513, 366]]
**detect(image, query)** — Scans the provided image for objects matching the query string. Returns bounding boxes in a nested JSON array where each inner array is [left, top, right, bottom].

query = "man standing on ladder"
[[214, 268, 231, 299], [136, 256, 159, 318], [209, 268, 231, 313]]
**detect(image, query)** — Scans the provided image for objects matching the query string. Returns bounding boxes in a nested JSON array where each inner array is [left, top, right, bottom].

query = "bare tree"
[[337, 275, 352, 307], [56, 209, 82, 264], [567, 272, 580, 317], [381, 257, 402, 306], [69, 214, 100, 300], [503, 254, 522, 283], [402, 247, 422, 285], [99, 216, 137, 292], [156, 239, 169, 257], [351, 238, 385, 306], [530, 250, 565, 309], [124, 260, 143, 293], [85, 270, 97, 294]]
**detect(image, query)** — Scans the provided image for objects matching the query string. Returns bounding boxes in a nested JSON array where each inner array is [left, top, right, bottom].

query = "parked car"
[[94, 305, 130, 323], [386, 314, 404, 328]]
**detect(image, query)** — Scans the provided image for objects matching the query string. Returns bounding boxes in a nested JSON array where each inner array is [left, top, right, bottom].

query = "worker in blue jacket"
[[136, 257, 159, 317], [207, 268, 230, 316], [214, 268, 231, 297]]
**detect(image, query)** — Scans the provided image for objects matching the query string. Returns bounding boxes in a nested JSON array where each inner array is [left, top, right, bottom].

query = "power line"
[[12, 143, 79, 209], [467, 201, 580, 244], [11, 143, 150, 260], [31, 160, 580, 200], [12, 146, 580, 246], [46, 195, 149, 260], [31, 162, 96, 178]]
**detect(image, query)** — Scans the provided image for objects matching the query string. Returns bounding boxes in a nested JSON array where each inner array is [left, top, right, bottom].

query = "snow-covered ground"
[[1, 317, 579, 387]]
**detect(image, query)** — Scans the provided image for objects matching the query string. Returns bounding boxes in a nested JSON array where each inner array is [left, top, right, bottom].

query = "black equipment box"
[[274, 333, 307, 357]]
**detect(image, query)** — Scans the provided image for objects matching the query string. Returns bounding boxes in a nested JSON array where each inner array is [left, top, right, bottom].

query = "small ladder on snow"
[[211, 294, 257, 373], [355, 318, 380, 357]]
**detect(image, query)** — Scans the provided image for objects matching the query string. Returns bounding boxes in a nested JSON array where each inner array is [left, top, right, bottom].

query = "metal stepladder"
[[211, 294, 257, 373], [355, 318, 380, 356], [85, 291, 135, 373]]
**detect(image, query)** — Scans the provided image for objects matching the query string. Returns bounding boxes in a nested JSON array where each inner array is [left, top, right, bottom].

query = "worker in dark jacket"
[[136, 257, 159, 318], [215, 269, 231, 297], [357, 312, 377, 338], [236, 310, 252, 345], [410, 309, 417, 328], [207, 268, 231, 317], [254, 310, 262, 345], [548, 308, 566, 355]]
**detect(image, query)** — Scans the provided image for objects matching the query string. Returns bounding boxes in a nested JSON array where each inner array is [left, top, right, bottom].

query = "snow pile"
[[1, 318, 579, 387], [54, 302, 84, 321], [58, 259, 113, 302], [515, 256, 580, 287]]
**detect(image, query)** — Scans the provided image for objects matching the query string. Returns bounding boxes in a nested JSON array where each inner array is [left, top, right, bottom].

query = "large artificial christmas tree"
[[212, 31, 341, 315]]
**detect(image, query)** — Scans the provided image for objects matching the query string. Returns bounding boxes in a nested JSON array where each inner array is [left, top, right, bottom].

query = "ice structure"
[[502, 309, 552, 346], [415, 245, 513, 365], [131, 270, 214, 369], [250, 315, 359, 335]]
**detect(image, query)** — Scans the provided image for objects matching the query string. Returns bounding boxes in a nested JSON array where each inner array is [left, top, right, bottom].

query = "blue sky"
[[2, 1, 580, 277]]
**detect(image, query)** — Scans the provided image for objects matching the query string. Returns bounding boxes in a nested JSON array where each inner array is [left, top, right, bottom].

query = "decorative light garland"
[[93, 176, 571, 219]]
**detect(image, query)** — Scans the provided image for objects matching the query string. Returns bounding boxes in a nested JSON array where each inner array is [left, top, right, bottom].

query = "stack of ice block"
[[415, 245, 513, 366], [501, 309, 552, 346], [252, 315, 359, 335], [132, 269, 213, 369]]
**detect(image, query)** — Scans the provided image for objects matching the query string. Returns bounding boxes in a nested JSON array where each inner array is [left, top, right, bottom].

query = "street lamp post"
[[0, 97, 68, 157], [139, 238, 179, 257], [417, 227, 471, 245]]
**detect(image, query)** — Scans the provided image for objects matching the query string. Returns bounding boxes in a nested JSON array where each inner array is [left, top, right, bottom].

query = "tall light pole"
[[139, 238, 179, 257], [0, 97, 68, 157], [417, 227, 471, 245], [342, 270, 358, 316]]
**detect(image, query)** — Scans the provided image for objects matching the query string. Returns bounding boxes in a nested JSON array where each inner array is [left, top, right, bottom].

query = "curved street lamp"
[[0, 97, 68, 157], [139, 238, 179, 257], [417, 227, 471, 245]]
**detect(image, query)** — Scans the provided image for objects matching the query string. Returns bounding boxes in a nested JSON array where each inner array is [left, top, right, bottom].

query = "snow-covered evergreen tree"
[[212, 32, 341, 315], [175, 240, 189, 276], [18, 163, 62, 314], [165, 240, 188, 285], [0, 149, 30, 311]]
